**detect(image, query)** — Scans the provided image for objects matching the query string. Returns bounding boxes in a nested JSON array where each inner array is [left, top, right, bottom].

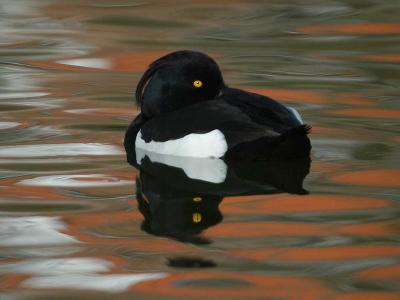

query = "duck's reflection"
[[136, 172, 222, 245], [130, 149, 311, 245]]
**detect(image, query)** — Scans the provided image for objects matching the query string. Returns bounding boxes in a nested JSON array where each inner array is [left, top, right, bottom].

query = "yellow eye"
[[193, 197, 202, 202], [193, 80, 203, 88]]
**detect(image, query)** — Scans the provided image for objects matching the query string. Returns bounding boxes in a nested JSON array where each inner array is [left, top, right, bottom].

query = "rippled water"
[[1, 1, 399, 299]]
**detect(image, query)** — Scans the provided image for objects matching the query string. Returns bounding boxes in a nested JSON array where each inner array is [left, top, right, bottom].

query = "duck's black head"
[[136, 50, 225, 118]]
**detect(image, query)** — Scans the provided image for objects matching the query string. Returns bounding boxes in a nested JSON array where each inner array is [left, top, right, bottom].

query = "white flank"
[[136, 149, 227, 184], [135, 129, 228, 158], [287, 106, 304, 124]]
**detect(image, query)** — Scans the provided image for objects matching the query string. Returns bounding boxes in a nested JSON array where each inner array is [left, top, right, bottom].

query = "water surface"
[[0, 1, 399, 299]]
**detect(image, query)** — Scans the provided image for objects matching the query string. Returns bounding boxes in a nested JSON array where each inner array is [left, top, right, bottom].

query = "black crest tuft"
[[135, 59, 163, 105]]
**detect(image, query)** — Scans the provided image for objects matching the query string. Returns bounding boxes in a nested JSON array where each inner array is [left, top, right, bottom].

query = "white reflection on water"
[[0, 216, 77, 246], [65, 108, 101, 114], [0, 122, 20, 130], [0, 258, 111, 275], [19, 174, 133, 187], [0, 92, 49, 99], [23, 273, 167, 292], [0, 143, 123, 157], [6, 99, 64, 108], [57, 58, 112, 69], [136, 148, 228, 183], [1, 257, 167, 292]]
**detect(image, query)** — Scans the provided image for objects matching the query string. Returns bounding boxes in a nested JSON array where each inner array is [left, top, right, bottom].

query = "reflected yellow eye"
[[193, 80, 203, 88], [192, 212, 202, 223]]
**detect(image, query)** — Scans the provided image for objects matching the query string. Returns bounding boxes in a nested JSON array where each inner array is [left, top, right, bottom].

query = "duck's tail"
[[273, 124, 312, 158], [279, 124, 312, 138], [225, 124, 312, 160]]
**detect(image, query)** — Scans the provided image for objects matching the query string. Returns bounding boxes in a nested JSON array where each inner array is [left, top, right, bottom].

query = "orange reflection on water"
[[0, 274, 27, 290], [65, 210, 143, 228], [333, 92, 375, 106], [338, 222, 399, 236], [207, 221, 398, 238], [332, 169, 400, 188], [300, 22, 400, 35], [64, 210, 192, 253], [221, 194, 391, 215], [355, 264, 400, 281], [207, 222, 330, 237], [361, 54, 400, 63]]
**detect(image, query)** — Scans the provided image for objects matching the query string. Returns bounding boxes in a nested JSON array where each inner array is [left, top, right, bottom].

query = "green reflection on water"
[[0, 104, 33, 111], [0, 203, 89, 212], [352, 143, 393, 160], [88, 15, 188, 28], [66, 124, 127, 132], [2, 163, 95, 172]]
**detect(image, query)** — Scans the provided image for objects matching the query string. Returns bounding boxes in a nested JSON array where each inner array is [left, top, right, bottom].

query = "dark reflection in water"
[[136, 173, 222, 245], [130, 148, 310, 245], [167, 257, 217, 268]]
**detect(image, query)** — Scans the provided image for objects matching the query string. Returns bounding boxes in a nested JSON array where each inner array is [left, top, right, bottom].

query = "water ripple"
[[18, 174, 132, 187], [0, 143, 123, 157], [23, 273, 167, 292]]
